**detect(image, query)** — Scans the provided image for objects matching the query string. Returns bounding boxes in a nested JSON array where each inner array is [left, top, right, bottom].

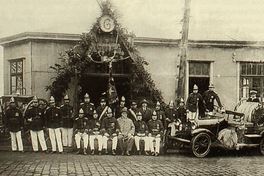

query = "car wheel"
[[259, 137, 264, 155], [191, 132, 211, 158]]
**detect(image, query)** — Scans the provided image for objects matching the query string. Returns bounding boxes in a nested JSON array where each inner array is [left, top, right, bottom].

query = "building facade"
[[1, 32, 264, 109]]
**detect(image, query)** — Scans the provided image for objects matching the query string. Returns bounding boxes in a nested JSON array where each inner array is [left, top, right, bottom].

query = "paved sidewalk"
[[0, 150, 263, 176]]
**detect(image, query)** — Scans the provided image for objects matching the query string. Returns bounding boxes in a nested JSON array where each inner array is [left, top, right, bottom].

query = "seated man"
[[117, 107, 135, 156], [74, 108, 89, 155], [101, 107, 120, 155], [134, 112, 150, 155], [89, 110, 103, 155], [148, 111, 164, 156]]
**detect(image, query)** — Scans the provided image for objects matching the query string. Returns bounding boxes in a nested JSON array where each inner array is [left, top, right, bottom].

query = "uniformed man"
[[5, 97, 24, 152], [165, 100, 177, 128], [155, 101, 166, 127], [148, 111, 164, 156], [101, 107, 120, 155], [176, 98, 187, 125], [25, 96, 47, 152], [134, 112, 150, 155], [128, 100, 138, 123], [139, 99, 152, 123], [247, 90, 260, 103], [45, 96, 63, 153], [60, 95, 74, 148], [117, 107, 135, 156], [74, 108, 89, 155], [89, 110, 103, 155], [203, 83, 223, 112], [186, 84, 206, 121], [80, 93, 95, 120], [97, 97, 108, 121], [115, 96, 126, 119]]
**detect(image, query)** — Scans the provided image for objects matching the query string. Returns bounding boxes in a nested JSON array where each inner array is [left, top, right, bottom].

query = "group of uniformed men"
[[5, 83, 223, 156]]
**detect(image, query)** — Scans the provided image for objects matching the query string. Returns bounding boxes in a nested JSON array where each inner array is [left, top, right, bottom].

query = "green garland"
[[46, 0, 163, 103]]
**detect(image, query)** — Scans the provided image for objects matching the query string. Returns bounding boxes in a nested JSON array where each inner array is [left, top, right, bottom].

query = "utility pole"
[[177, 0, 191, 101]]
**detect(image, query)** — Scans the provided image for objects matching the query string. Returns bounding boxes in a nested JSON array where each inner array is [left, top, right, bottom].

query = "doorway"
[[189, 77, 209, 95]]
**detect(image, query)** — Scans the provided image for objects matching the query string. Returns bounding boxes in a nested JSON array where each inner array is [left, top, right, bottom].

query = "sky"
[[0, 0, 264, 95]]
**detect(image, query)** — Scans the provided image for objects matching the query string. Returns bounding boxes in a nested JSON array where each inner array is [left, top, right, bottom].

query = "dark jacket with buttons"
[[148, 119, 164, 136], [5, 107, 23, 132], [60, 104, 74, 128], [25, 106, 45, 131], [203, 90, 223, 111], [80, 102, 95, 120], [75, 117, 89, 133], [135, 120, 148, 135], [45, 106, 62, 128], [88, 119, 102, 135]]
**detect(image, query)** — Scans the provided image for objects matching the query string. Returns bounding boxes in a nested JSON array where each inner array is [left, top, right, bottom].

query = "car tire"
[[191, 132, 211, 158], [259, 137, 264, 155]]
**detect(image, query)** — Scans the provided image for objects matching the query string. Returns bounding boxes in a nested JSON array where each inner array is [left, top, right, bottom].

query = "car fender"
[[260, 130, 264, 137], [191, 128, 214, 137]]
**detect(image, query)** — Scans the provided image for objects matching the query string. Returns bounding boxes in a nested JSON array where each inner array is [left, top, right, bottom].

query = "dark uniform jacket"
[[128, 107, 139, 123], [80, 102, 95, 120], [60, 104, 74, 128], [75, 117, 89, 133], [96, 105, 107, 120], [25, 106, 45, 131], [115, 105, 125, 119], [5, 107, 23, 132], [148, 119, 164, 136], [176, 106, 187, 123], [45, 106, 62, 128], [186, 92, 206, 117], [101, 117, 120, 136], [203, 90, 223, 111], [135, 120, 148, 135], [89, 119, 102, 135], [139, 107, 152, 123]]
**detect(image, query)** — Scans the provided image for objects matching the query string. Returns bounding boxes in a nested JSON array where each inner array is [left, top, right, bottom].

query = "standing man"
[[165, 100, 177, 128], [128, 100, 138, 123], [203, 83, 223, 112], [5, 97, 24, 152], [139, 99, 152, 123], [115, 96, 126, 119], [97, 97, 108, 120], [247, 90, 260, 103], [89, 110, 103, 155], [176, 98, 187, 125], [74, 108, 89, 155], [25, 96, 47, 153], [45, 96, 63, 154], [134, 112, 150, 155], [186, 84, 206, 121], [155, 101, 166, 127], [101, 107, 120, 155], [148, 111, 164, 156], [80, 93, 95, 120], [117, 107, 135, 156], [60, 95, 74, 149]]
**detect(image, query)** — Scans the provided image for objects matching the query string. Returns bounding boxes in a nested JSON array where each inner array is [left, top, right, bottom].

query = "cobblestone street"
[[0, 150, 264, 176]]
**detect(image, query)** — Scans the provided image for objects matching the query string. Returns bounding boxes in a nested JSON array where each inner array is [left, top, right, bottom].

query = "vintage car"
[[163, 101, 264, 157]]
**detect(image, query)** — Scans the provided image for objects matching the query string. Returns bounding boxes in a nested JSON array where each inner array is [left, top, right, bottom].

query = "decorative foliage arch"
[[46, 1, 163, 105]]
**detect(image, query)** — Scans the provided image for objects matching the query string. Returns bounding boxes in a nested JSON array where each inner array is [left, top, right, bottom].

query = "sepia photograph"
[[0, 0, 264, 175]]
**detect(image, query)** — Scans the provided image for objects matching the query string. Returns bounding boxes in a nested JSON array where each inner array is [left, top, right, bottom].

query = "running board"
[[244, 134, 262, 138], [237, 143, 259, 148], [170, 136, 191, 143]]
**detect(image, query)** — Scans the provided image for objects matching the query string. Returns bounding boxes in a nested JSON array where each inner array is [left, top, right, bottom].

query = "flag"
[[107, 68, 119, 105]]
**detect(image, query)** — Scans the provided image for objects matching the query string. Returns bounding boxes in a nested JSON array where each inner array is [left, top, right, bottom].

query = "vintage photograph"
[[0, 0, 264, 175]]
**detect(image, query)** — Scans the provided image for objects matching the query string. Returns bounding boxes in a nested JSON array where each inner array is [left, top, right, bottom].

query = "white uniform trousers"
[[30, 130, 47, 151], [187, 111, 198, 121], [149, 136, 161, 153], [61, 128, 73, 147], [10, 131, 23, 151], [75, 132, 89, 149], [89, 134, 103, 151], [134, 135, 150, 151], [102, 135, 118, 150], [48, 128, 63, 152]]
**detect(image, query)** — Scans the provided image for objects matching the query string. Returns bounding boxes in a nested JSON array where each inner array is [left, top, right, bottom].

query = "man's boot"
[[83, 148, 87, 155], [76, 148, 81, 154], [91, 150, 95, 155]]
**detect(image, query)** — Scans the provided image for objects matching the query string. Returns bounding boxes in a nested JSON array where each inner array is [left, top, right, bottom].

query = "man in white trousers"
[[101, 107, 120, 155], [89, 110, 103, 155], [25, 96, 47, 152], [148, 111, 164, 156], [45, 96, 63, 153], [60, 95, 74, 150], [74, 108, 89, 155], [5, 97, 24, 152], [134, 112, 150, 155]]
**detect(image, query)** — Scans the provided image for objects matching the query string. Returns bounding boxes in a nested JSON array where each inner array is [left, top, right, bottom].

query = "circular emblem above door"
[[99, 15, 115, 32]]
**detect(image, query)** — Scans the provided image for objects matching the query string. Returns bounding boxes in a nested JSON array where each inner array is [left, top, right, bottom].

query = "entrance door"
[[188, 61, 211, 95]]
